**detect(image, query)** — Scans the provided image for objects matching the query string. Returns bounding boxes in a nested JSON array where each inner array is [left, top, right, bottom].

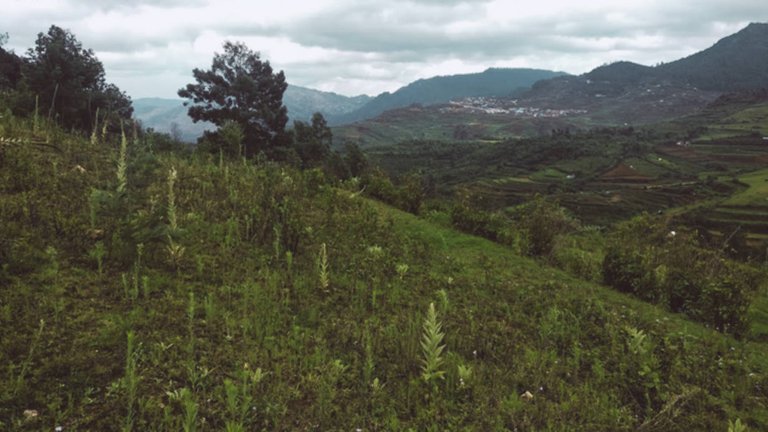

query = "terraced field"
[[686, 168, 768, 251]]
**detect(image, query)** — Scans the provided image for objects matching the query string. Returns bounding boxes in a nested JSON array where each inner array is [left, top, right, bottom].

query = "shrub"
[[602, 214, 762, 336], [509, 195, 579, 257]]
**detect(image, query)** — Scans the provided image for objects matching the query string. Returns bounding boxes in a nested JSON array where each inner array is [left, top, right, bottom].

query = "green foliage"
[[178, 41, 289, 157], [602, 214, 762, 336], [729, 418, 748, 432], [122, 330, 140, 431], [420, 302, 446, 383], [510, 195, 579, 257], [293, 112, 332, 168], [317, 242, 330, 290], [1, 117, 767, 431], [117, 125, 128, 193], [358, 168, 426, 215], [20, 25, 132, 130], [344, 142, 368, 178], [0, 36, 22, 91], [198, 120, 245, 158]]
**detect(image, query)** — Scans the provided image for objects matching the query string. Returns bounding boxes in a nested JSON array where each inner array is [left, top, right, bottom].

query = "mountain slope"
[[334, 68, 568, 125], [657, 22, 768, 91], [516, 22, 768, 120], [2, 117, 766, 429], [132, 97, 212, 142], [284, 85, 371, 122]]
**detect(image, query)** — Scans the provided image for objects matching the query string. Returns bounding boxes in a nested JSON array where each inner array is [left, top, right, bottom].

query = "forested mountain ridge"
[[333, 68, 568, 124], [521, 22, 768, 110], [657, 22, 768, 91], [336, 22, 768, 145]]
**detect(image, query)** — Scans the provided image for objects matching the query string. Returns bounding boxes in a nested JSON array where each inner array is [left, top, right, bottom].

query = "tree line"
[[0, 26, 132, 131], [0, 27, 367, 175]]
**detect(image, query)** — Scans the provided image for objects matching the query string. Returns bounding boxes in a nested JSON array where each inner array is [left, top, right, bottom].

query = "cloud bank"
[[1, 0, 764, 98]]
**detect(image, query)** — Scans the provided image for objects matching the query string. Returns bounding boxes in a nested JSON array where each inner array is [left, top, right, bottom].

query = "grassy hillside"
[[1, 116, 767, 431]]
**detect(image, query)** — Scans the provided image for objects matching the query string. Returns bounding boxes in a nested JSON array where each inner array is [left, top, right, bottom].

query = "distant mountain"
[[133, 85, 372, 142], [338, 23, 768, 145], [657, 22, 768, 91], [285, 86, 371, 123], [133, 98, 212, 143], [513, 22, 768, 124], [333, 68, 569, 125]]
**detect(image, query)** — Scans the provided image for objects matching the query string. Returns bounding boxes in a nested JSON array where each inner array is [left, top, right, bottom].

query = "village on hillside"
[[440, 96, 588, 117]]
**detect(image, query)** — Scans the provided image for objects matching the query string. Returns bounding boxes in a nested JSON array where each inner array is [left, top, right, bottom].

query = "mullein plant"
[[101, 111, 109, 144], [318, 242, 330, 291], [729, 418, 748, 432], [90, 107, 100, 147], [122, 331, 140, 432], [180, 387, 198, 432], [420, 302, 446, 384], [166, 167, 185, 271], [117, 125, 128, 194]]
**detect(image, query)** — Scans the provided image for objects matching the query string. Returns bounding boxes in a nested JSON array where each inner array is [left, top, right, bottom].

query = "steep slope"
[[516, 22, 768, 123], [284, 85, 371, 123], [1, 118, 767, 430], [334, 68, 568, 125], [658, 22, 768, 91]]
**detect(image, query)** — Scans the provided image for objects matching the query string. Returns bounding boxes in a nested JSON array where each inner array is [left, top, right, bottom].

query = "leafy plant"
[[122, 330, 140, 432], [318, 242, 330, 290], [729, 418, 748, 432], [117, 125, 128, 194], [420, 302, 446, 384]]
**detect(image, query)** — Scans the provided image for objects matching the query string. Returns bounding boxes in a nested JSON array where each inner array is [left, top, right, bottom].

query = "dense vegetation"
[[2, 113, 767, 431], [0, 26, 132, 132]]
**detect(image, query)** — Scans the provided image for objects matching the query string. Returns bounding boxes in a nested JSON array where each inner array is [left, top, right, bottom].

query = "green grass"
[[750, 294, 768, 342], [2, 115, 768, 430], [723, 168, 768, 206]]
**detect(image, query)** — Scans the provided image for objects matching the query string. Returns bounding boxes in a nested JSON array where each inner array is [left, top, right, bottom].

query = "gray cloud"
[[72, 0, 207, 12], [1, 0, 765, 98]]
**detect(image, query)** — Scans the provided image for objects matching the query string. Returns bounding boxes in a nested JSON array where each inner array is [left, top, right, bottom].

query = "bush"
[[602, 214, 763, 336], [509, 196, 579, 257], [449, 198, 517, 246]]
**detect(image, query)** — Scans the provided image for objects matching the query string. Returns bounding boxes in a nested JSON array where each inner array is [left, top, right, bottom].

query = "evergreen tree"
[[0, 33, 22, 91], [293, 112, 332, 167], [22, 26, 132, 130], [178, 41, 289, 158]]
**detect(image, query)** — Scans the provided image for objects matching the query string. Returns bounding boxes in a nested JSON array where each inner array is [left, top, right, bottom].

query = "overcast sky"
[[1, 0, 765, 99]]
